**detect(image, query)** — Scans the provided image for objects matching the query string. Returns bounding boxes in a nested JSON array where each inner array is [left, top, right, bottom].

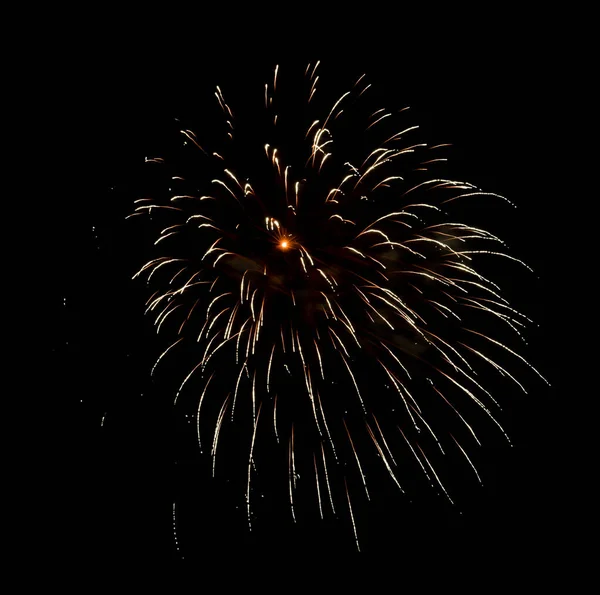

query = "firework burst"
[[128, 61, 547, 549]]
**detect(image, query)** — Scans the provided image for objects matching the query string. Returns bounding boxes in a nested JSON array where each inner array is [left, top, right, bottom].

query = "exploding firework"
[[128, 61, 547, 549]]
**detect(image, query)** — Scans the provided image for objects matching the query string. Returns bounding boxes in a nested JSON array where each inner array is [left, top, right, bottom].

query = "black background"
[[44, 12, 577, 579]]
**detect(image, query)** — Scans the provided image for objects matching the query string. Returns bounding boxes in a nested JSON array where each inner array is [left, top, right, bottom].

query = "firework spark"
[[128, 62, 547, 549]]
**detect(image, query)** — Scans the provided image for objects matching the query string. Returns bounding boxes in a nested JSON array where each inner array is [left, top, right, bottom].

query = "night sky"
[[46, 22, 574, 576]]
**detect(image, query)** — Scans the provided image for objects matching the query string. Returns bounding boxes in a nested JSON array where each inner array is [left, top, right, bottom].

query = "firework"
[[128, 61, 547, 549]]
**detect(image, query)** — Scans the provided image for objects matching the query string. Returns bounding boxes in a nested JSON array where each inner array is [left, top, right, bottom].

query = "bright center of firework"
[[279, 239, 289, 250]]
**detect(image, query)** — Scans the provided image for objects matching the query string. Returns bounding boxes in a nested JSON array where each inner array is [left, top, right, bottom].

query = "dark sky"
[[47, 21, 574, 575]]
